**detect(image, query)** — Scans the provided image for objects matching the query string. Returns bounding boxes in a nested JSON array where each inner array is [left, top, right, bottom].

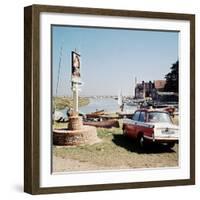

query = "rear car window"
[[139, 111, 146, 122], [148, 112, 172, 123]]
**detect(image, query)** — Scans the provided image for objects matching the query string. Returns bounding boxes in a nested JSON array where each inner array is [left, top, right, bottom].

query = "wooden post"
[[73, 83, 79, 113]]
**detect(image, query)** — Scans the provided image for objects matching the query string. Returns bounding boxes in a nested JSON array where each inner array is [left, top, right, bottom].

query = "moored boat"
[[83, 119, 119, 128], [86, 110, 105, 119]]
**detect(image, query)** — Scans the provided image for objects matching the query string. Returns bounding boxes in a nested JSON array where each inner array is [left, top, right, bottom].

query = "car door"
[[126, 111, 140, 138], [136, 111, 146, 137]]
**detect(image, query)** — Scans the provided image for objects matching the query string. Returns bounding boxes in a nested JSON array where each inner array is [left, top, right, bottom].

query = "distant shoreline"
[[53, 96, 90, 110]]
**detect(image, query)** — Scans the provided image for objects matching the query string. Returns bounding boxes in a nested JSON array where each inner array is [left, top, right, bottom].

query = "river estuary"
[[58, 97, 137, 117]]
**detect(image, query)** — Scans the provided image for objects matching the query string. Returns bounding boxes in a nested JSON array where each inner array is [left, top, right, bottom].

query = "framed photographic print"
[[24, 4, 195, 194]]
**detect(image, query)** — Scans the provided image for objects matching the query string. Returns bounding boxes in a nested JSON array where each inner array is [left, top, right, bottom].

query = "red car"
[[122, 109, 179, 148]]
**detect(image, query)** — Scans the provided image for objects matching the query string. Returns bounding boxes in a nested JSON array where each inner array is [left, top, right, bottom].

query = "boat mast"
[[118, 89, 123, 106], [134, 76, 137, 98], [55, 43, 63, 111]]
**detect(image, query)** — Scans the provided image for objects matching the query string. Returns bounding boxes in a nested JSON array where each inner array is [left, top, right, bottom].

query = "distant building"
[[154, 80, 166, 91], [134, 80, 166, 100]]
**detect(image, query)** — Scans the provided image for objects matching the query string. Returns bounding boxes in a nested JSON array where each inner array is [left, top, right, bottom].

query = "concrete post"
[[73, 83, 79, 113]]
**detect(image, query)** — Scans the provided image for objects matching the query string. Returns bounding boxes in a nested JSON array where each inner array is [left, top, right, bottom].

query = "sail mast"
[[118, 89, 123, 106], [55, 44, 63, 99], [55, 43, 63, 112]]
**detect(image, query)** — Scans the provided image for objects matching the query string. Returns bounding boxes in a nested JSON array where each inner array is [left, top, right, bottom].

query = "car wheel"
[[167, 142, 175, 148], [137, 135, 145, 148], [123, 127, 127, 136]]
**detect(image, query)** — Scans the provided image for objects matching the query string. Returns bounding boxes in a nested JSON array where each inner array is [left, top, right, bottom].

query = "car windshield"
[[148, 112, 172, 123]]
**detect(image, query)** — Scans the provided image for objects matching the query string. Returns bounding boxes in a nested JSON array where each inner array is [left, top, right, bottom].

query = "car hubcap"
[[140, 137, 144, 147]]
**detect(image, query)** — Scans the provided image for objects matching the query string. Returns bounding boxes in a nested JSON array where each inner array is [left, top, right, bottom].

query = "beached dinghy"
[[83, 119, 119, 128], [86, 110, 105, 119]]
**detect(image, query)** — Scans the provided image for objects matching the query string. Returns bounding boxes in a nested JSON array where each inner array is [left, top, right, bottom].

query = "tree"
[[164, 61, 179, 93]]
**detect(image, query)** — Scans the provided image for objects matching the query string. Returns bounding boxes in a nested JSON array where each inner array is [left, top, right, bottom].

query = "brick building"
[[134, 80, 166, 100]]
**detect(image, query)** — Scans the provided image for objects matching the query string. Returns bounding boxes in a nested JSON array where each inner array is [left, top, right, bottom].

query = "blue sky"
[[52, 26, 178, 96]]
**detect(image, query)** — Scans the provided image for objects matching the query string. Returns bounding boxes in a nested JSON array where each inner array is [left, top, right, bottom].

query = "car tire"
[[167, 142, 175, 148], [123, 128, 127, 136], [137, 134, 145, 149]]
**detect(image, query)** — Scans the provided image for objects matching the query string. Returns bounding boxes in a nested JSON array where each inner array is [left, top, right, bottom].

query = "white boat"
[[117, 89, 123, 106]]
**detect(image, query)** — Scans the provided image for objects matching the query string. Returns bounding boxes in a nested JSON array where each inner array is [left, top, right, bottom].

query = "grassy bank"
[[53, 121, 178, 172], [53, 96, 90, 110]]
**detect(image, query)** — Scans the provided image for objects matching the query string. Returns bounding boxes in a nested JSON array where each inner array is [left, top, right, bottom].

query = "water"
[[58, 97, 137, 117], [80, 98, 119, 113]]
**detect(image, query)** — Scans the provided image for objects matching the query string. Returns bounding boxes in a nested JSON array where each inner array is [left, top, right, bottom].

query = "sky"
[[52, 25, 178, 96]]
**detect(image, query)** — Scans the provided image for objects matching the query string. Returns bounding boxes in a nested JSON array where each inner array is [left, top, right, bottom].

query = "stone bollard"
[[68, 115, 83, 130]]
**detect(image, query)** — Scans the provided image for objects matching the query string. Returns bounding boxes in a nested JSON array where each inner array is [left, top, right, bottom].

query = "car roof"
[[134, 109, 168, 114]]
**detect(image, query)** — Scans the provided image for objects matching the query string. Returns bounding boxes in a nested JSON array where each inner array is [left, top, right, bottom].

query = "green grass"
[[53, 122, 68, 129], [53, 123, 178, 171], [97, 127, 122, 138], [53, 116, 179, 171], [53, 127, 129, 168]]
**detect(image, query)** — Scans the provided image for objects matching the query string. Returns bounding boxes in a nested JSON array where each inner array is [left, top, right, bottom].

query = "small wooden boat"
[[86, 110, 105, 119], [118, 113, 133, 119], [101, 115, 121, 120], [153, 104, 176, 115], [83, 119, 119, 128]]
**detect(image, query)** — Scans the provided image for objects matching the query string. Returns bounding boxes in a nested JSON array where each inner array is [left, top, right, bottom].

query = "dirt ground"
[[52, 126, 178, 172]]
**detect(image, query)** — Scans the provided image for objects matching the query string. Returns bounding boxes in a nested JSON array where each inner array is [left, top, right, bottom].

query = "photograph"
[[24, 5, 195, 194], [52, 25, 179, 173]]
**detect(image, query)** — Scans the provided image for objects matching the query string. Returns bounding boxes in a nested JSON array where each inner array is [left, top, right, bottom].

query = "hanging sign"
[[71, 51, 81, 83]]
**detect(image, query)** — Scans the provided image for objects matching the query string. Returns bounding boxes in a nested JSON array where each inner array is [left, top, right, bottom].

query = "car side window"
[[132, 111, 140, 121], [139, 111, 146, 122]]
